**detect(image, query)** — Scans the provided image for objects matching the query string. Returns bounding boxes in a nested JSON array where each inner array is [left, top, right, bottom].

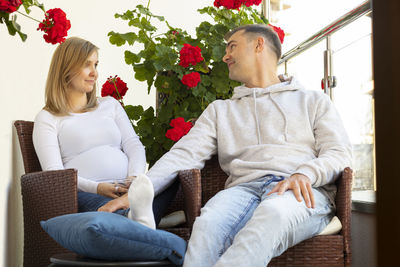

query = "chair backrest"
[[14, 120, 76, 266], [14, 120, 42, 174], [200, 155, 228, 206]]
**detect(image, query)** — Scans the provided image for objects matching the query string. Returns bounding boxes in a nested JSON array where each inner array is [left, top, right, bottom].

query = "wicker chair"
[[164, 158, 352, 267], [15, 120, 352, 267], [14, 120, 195, 267], [198, 156, 353, 267]]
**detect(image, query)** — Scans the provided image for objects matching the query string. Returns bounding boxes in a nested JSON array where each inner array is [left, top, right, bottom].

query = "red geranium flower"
[[269, 24, 285, 44], [101, 75, 128, 101], [0, 0, 22, 13], [166, 117, 193, 142], [179, 43, 204, 68], [214, 0, 239, 9], [243, 0, 262, 7], [37, 8, 71, 44], [214, 0, 262, 9], [181, 72, 201, 88]]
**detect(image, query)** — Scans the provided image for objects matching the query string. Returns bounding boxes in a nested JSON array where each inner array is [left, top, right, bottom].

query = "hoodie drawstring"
[[253, 89, 262, 144], [270, 94, 289, 141]]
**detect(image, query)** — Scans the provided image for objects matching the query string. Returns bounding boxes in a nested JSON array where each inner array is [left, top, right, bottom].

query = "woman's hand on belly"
[[98, 193, 129, 212], [97, 182, 128, 198]]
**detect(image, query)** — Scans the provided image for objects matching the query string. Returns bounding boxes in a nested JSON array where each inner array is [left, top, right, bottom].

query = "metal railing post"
[[323, 36, 333, 99]]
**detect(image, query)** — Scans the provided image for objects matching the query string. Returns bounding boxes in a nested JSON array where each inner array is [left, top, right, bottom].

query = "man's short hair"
[[224, 24, 282, 60]]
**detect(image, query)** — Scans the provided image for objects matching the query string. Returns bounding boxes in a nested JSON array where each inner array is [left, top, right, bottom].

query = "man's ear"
[[255, 37, 265, 52]]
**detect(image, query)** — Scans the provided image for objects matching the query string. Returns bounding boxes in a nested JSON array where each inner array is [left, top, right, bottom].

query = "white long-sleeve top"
[[33, 96, 146, 193], [147, 77, 352, 203]]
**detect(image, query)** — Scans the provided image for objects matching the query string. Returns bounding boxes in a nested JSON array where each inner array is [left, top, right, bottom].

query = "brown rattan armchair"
[[185, 155, 353, 267], [14, 120, 195, 267]]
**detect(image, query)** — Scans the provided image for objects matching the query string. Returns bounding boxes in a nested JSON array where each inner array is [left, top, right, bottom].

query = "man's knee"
[[194, 206, 221, 230], [256, 195, 310, 228]]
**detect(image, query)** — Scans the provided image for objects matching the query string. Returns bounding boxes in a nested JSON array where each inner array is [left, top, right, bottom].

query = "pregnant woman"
[[33, 37, 177, 229]]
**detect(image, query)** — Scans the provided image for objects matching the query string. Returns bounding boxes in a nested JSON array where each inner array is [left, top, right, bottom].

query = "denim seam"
[[218, 196, 259, 256]]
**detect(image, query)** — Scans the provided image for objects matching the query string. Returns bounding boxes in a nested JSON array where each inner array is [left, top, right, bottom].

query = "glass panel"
[[270, 0, 366, 53], [277, 40, 325, 92], [276, 2, 375, 192], [331, 16, 374, 191]]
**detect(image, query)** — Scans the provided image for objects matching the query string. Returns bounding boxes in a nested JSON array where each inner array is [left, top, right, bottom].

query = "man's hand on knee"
[[267, 174, 315, 209]]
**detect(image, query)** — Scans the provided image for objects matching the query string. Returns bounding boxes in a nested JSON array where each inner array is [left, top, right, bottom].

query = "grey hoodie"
[[147, 77, 352, 200]]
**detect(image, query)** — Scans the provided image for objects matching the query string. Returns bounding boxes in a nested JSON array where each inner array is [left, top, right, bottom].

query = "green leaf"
[[22, 0, 33, 14], [133, 61, 156, 92], [108, 31, 126, 46], [141, 135, 155, 147], [158, 105, 173, 122], [115, 10, 134, 21], [128, 17, 141, 28], [17, 30, 28, 42], [134, 64, 147, 81], [142, 107, 155, 120], [213, 23, 229, 35], [125, 50, 141, 65], [140, 17, 157, 32], [124, 105, 144, 121], [221, 9, 233, 20], [154, 74, 175, 94], [205, 91, 217, 103], [153, 44, 178, 71], [11, 17, 21, 31], [212, 45, 226, 61], [201, 75, 212, 87], [4, 15, 27, 41], [137, 5, 165, 21]]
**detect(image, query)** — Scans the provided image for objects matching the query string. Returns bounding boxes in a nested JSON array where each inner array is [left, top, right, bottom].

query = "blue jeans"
[[183, 175, 334, 267], [78, 178, 180, 226]]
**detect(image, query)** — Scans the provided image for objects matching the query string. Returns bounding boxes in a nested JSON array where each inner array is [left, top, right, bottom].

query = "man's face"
[[222, 30, 256, 83]]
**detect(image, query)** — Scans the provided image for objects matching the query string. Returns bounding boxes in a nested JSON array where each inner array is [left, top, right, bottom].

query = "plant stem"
[[152, 33, 166, 38], [146, 0, 151, 21], [238, 5, 244, 25], [112, 79, 136, 128], [16, 11, 42, 23], [112, 79, 125, 106]]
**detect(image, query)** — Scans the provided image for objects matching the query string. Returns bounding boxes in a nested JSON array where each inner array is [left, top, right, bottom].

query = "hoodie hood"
[[231, 75, 303, 100]]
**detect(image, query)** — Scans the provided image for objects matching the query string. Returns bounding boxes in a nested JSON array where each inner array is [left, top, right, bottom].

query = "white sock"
[[127, 174, 156, 229]]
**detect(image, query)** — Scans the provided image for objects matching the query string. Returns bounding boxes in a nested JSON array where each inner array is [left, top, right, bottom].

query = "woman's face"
[[69, 51, 99, 94]]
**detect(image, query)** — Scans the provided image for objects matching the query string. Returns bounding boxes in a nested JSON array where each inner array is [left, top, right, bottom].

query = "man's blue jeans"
[[183, 175, 334, 267], [78, 179, 179, 226]]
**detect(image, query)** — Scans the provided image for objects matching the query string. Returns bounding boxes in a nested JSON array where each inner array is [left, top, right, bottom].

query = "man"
[[101, 24, 352, 266]]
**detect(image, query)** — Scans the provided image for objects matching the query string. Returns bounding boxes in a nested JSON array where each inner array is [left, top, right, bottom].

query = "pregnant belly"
[[64, 146, 128, 183]]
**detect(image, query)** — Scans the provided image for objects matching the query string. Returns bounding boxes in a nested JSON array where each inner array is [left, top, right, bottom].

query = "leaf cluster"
[[109, 3, 268, 166], [0, 0, 45, 42]]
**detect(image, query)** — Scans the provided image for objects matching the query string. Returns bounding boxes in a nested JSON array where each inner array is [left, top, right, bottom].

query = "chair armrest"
[[21, 168, 78, 220], [335, 167, 353, 265], [21, 168, 78, 266], [178, 169, 202, 228]]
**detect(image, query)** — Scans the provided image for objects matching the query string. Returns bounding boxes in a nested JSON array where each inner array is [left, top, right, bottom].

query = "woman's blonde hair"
[[44, 37, 99, 115]]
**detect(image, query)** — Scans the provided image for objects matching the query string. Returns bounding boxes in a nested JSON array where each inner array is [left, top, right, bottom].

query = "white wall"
[[0, 0, 213, 266]]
